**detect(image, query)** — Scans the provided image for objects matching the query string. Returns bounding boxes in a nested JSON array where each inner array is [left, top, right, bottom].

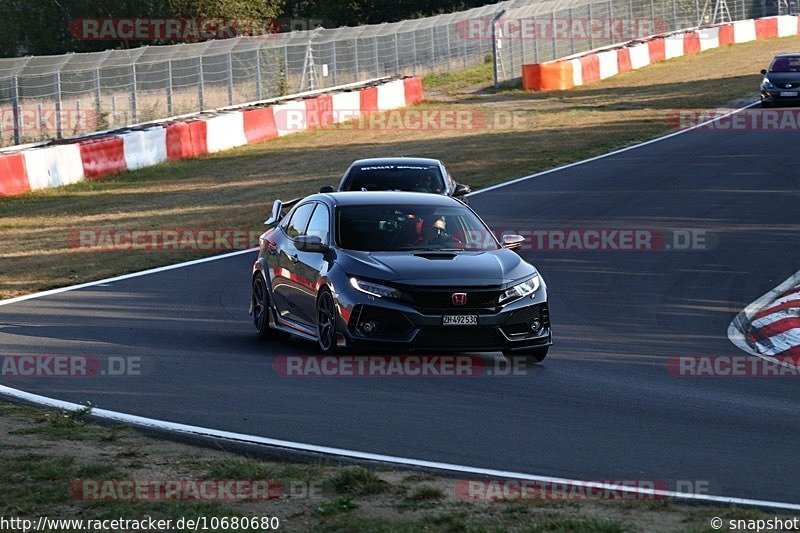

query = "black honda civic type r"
[[250, 191, 551, 362]]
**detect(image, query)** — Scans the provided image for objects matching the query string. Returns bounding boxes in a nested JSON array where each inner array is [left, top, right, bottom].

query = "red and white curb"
[[728, 269, 800, 361]]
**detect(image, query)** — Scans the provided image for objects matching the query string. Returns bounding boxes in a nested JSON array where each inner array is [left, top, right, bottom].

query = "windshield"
[[336, 204, 501, 252], [769, 56, 800, 73], [341, 164, 445, 193]]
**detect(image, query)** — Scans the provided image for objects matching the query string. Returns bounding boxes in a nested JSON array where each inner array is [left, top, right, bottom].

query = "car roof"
[[772, 53, 800, 58], [349, 157, 442, 167], [306, 191, 460, 207]]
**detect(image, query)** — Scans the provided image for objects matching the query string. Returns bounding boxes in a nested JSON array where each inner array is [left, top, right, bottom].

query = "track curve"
[[2, 104, 799, 505]]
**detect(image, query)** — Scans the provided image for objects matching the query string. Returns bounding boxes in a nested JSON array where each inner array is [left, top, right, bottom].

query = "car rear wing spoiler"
[[264, 197, 301, 225]]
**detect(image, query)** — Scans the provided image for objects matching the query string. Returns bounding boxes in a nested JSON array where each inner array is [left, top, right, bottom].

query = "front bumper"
[[335, 286, 552, 353], [760, 89, 800, 105]]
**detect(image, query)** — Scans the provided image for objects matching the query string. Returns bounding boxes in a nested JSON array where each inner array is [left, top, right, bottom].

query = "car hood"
[[765, 72, 800, 84], [338, 249, 536, 287]]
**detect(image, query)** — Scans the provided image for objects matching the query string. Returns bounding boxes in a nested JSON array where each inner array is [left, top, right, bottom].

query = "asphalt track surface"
[[2, 106, 800, 505]]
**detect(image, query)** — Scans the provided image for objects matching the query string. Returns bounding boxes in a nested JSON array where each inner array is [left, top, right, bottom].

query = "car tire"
[[316, 288, 340, 355], [503, 346, 549, 365], [252, 274, 282, 339]]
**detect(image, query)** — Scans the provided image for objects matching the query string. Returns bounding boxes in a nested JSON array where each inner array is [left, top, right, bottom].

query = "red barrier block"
[[360, 86, 379, 115], [305, 96, 334, 129], [522, 62, 574, 90], [242, 107, 278, 143], [166, 120, 207, 160], [755, 17, 778, 39], [79, 136, 127, 179], [579, 54, 600, 84], [718, 24, 735, 46], [316, 94, 334, 128], [648, 38, 666, 63], [617, 48, 632, 73], [684, 32, 701, 54], [0, 152, 30, 196], [403, 77, 424, 105]]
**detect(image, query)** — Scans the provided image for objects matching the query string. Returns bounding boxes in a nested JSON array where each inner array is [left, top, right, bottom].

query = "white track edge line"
[[466, 101, 760, 197], [2, 384, 799, 511], [0, 248, 256, 307], [4, 98, 797, 511]]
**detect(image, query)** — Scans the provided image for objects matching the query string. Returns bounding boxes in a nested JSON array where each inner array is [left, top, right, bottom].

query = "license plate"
[[442, 315, 478, 326], [780, 91, 798, 97]]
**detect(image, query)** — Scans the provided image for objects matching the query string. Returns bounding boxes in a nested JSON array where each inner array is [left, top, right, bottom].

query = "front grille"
[[348, 305, 414, 339], [502, 303, 550, 336], [403, 288, 502, 310], [414, 326, 500, 350]]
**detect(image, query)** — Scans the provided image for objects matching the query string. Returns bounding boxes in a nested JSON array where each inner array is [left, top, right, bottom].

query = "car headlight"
[[350, 277, 402, 299], [499, 275, 540, 305], [762, 77, 776, 89]]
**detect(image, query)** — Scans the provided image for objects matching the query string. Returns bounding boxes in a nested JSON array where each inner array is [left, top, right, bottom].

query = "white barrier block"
[[122, 127, 167, 170], [332, 91, 361, 123], [23, 144, 84, 190], [597, 50, 619, 80], [377, 79, 407, 111], [697, 26, 720, 51], [205, 112, 247, 154], [733, 20, 756, 42], [570, 58, 583, 86], [777, 15, 798, 37], [665, 34, 685, 59], [628, 43, 651, 69], [273, 100, 308, 137]]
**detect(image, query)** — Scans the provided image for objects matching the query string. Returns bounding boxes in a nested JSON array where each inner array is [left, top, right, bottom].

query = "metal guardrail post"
[[255, 48, 263, 100], [11, 75, 21, 145], [491, 10, 506, 88], [55, 71, 63, 139], [167, 60, 174, 116], [94, 68, 102, 122], [198, 59, 205, 111], [227, 52, 234, 105], [130, 64, 138, 124]]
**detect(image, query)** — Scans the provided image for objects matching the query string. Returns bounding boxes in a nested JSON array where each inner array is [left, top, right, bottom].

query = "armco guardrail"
[[522, 15, 800, 90], [0, 76, 423, 196]]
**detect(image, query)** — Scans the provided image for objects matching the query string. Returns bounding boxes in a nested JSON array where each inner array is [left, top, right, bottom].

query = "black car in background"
[[251, 191, 551, 362], [760, 54, 800, 107], [321, 157, 472, 199]]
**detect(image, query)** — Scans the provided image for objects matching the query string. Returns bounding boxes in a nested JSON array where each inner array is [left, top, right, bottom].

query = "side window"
[[283, 203, 315, 239], [305, 204, 330, 243]]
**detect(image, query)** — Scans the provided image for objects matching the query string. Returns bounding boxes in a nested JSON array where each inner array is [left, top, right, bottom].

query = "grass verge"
[[1, 400, 795, 532]]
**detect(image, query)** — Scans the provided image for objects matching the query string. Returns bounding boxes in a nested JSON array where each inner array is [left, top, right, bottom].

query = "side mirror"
[[453, 183, 472, 196], [761, 69, 767, 75], [319, 185, 335, 193], [294, 234, 329, 253], [502, 234, 525, 251], [265, 199, 282, 225]]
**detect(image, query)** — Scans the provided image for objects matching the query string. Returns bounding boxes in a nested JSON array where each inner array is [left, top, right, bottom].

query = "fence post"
[[354, 38, 360, 79], [166, 60, 174, 116], [569, 8, 576, 55], [445, 24, 452, 65], [255, 48, 263, 100], [431, 27, 436, 68], [227, 52, 234, 106], [130, 64, 138, 124], [94, 68, 102, 123], [588, 3, 594, 49], [492, 10, 506, 87], [11, 75, 21, 145], [695, 0, 701, 25], [198, 59, 205, 111], [412, 31, 418, 73], [37, 103, 43, 138], [394, 34, 400, 71], [551, 11, 558, 60], [55, 71, 63, 139], [374, 36, 380, 76], [331, 40, 338, 85]]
